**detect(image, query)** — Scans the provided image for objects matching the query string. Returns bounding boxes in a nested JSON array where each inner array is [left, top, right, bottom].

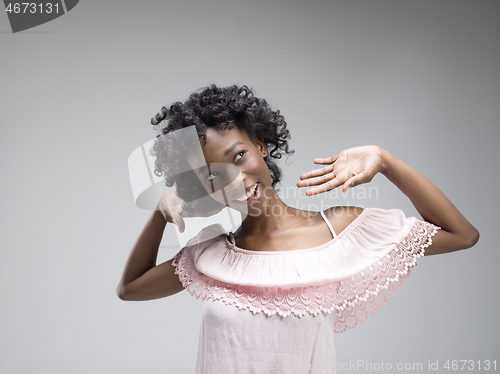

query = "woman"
[[117, 84, 479, 374]]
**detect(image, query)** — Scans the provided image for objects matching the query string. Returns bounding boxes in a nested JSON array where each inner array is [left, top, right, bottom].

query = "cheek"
[[259, 159, 270, 174], [250, 152, 267, 168], [250, 155, 271, 180]]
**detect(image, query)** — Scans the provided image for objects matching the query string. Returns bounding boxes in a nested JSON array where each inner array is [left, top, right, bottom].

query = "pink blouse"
[[172, 208, 440, 374]]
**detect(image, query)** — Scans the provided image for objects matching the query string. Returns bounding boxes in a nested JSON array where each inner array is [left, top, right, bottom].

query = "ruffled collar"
[[192, 208, 417, 288], [171, 208, 440, 323]]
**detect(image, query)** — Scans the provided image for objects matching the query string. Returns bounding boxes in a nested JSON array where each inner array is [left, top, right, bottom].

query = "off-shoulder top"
[[172, 208, 440, 374]]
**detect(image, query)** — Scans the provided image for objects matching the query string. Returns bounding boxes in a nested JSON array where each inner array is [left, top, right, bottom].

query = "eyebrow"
[[223, 142, 244, 157]]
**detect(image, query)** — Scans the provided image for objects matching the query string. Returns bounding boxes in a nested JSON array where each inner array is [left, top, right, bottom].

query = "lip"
[[232, 182, 259, 203], [245, 183, 261, 204], [244, 182, 257, 195]]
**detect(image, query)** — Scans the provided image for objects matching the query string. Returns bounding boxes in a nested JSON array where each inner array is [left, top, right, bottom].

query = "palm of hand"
[[297, 145, 383, 195], [158, 190, 225, 233], [158, 190, 185, 224]]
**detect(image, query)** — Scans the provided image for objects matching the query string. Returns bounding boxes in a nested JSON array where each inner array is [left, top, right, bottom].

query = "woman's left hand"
[[297, 145, 385, 196]]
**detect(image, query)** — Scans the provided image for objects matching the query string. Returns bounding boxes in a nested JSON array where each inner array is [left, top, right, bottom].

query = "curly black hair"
[[149, 84, 294, 215]]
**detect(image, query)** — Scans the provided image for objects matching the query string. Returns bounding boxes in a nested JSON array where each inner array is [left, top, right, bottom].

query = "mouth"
[[234, 182, 260, 203]]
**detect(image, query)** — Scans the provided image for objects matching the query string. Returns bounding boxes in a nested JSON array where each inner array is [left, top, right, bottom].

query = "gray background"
[[1, 1, 498, 373]]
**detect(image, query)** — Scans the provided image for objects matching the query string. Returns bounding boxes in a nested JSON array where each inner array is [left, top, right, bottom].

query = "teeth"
[[236, 183, 258, 201]]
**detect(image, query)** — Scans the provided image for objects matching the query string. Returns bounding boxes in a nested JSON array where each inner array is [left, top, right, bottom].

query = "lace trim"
[[172, 220, 440, 333]]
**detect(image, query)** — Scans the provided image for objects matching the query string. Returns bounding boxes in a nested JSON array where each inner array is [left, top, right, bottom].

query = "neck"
[[236, 187, 298, 236]]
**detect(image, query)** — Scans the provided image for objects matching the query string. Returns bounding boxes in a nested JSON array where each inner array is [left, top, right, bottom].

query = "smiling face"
[[196, 126, 272, 214]]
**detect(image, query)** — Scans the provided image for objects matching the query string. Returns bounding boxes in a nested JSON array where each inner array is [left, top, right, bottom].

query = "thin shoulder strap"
[[320, 210, 337, 239]]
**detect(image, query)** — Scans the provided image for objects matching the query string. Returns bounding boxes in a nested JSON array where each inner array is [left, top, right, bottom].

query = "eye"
[[207, 171, 220, 181], [234, 151, 246, 162]]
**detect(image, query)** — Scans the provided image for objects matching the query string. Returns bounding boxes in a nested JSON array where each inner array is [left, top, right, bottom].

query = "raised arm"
[[116, 195, 185, 301], [297, 145, 479, 256], [379, 148, 479, 255]]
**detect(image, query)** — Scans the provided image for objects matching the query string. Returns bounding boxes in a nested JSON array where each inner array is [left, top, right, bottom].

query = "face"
[[195, 126, 271, 214]]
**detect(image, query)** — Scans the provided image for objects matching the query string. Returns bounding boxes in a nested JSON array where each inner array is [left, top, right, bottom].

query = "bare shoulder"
[[323, 206, 364, 236]]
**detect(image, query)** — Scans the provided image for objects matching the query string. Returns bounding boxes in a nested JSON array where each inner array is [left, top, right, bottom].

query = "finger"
[[342, 172, 369, 193], [178, 217, 185, 233], [299, 164, 335, 180], [313, 156, 338, 164], [342, 179, 355, 193], [297, 171, 336, 188], [334, 160, 368, 185], [173, 215, 185, 233], [306, 178, 343, 196]]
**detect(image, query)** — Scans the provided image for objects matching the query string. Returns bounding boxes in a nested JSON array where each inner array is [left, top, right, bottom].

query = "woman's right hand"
[[156, 190, 188, 233], [156, 190, 225, 233]]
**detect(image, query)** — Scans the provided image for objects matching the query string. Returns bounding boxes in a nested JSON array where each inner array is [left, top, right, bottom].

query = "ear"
[[255, 139, 268, 157]]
